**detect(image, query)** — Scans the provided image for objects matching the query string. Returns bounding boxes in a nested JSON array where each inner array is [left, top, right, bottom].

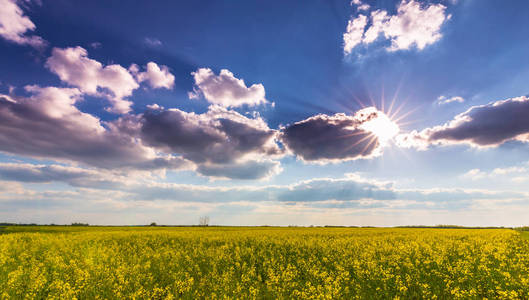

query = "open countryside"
[[1, 226, 529, 299]]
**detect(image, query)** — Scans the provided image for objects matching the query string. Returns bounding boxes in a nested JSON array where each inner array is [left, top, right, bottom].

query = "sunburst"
[[350, 84, 414, 149], [360, 111, 400, 145]]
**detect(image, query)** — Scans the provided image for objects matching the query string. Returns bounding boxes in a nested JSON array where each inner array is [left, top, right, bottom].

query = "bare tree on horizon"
[[199, 216, 210, 226]]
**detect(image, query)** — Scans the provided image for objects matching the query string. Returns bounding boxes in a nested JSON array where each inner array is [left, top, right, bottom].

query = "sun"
[[360, 110, 400, 145]]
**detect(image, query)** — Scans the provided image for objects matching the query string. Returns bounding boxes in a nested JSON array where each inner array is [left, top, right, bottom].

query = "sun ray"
[[397, 118, 425, 128], [381, 83, 386, 113], [387, 77, 404, 118], [338, 132, 376, 155], [392, 104, 422, 124], [389, 97, 409, 120], [360, 111, 400, 145], [351, 94, 367, 110], [360, 134, 379, 156], [366, 89, 377, 108], [336, 130, 374, 139]]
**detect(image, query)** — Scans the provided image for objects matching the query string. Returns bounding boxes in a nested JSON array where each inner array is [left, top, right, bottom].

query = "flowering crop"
[[1, 227, 528, 299]]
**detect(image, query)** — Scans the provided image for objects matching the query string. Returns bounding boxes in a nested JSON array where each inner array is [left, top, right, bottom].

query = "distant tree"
[[199, 216, 210, 226], [71, 222, 89, 226], [150, 222, 157, 226]]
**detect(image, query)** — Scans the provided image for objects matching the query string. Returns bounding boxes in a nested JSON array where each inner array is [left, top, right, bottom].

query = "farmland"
[[1, 226, 528, 299]]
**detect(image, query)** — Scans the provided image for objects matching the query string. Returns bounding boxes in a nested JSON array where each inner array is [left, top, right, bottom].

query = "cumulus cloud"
[[437, 95, 464, 105], [344, 0, 450, 55], [46, 47, 139, 113], [280, 107, 396, 163], [0, 0, 46, 48], [189, 68, 268, 108], [138, 105, 283, 179], [0, 87, 189, 170], [0, 84, 285, 180], [397, 96, 529, 149], [351, 0, 371, 11], [46, 47, 177, 113], [380, 0, 449, 51], [130, 62, 175, 90], [343, 14, 368, 54]]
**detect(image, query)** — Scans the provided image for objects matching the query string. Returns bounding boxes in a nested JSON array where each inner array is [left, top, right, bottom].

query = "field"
[[1, 226, 529, 299]]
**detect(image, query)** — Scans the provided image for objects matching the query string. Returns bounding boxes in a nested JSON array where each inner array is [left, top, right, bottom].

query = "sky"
[[1, 0, 529, 226]]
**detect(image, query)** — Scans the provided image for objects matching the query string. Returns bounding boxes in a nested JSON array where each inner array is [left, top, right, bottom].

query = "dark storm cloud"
[[280, 109, 381, 162], [397, 96, 529, 148]]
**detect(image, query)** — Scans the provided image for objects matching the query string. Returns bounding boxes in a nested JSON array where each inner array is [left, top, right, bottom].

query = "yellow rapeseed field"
[[1, 226, 528, 299]]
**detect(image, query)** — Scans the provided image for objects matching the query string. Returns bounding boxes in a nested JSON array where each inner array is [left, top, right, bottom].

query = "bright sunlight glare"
[[360, 109, 400, 145]]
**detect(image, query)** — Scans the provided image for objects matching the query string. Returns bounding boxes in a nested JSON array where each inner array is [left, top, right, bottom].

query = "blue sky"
[[1, 0, 529, 226]]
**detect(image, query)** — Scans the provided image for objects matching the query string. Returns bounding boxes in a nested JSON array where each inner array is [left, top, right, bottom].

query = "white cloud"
[[437, 95, 464, 105], [144, 37, 162, 47], [350, 0, 370, 11], [344, 0, 450, 55], [131, 62, 175, 90], [358, 4, 370, 11], [46, 47, 138, 113], [46, 48, 174, 113], [460, 164, 529, 181], [0, 0, 46, 48], [16, 85, 100, 130], [146, 103, 163, 110], [2, 167, 529, 225], [492, 166, 527, 176], [460, 169, 487, 181], [189, 68, 268, 108], [2, 168, 526, 212], [343, 14, 368, 54], [383, 0, 450, 51]]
